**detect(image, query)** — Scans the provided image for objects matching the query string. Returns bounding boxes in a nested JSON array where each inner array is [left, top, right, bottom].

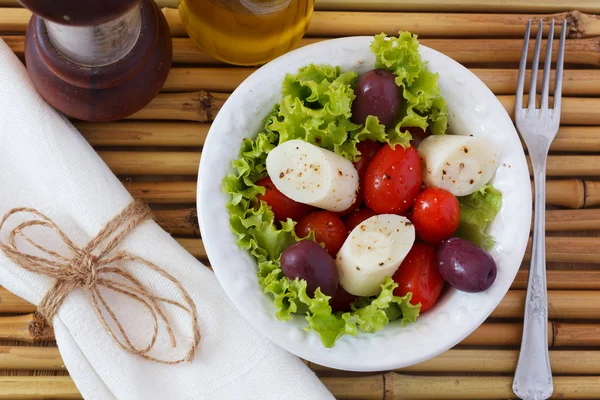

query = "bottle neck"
[[45, 4, 141, 67]]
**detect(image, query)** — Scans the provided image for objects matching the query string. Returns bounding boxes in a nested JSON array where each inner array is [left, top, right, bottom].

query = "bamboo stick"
[[383, 373, 600, 399], [97, 151, 201, 175], [75, 121, 208, 147], [6, 35, 600, 67], [586, 180, 600, 208], [0, 7, 27, 34], [312, 349, 600, 374], [125, 181, 197, 204], [554, 322, 600, 347], [492, 290, 600, 319], [3, 373, 600, 400], [162, 68, 254, 93], [121, 178, 599, 208], [474, 69, 600, 97], [513, 270, 600, 290], [16, 345, 600, 374], [128, 91, 229, 122], [174, 238, 206, 258], [153, 208, 199, 236], [0, 289, 35, 313], [0, 376, 81, 400], [320, 375, 383, 400], [525, 237, 600, 264], [0, 314, 53, 343], [544, 208, 600, 231], [160, 67, 600, 98], [160, 7, 600, 39], [314, 0, 600, 14], [2, 35, 23, 58], [544, 179, 587, 209], [6, 7, 594, 52], [551, 126, 600, 152], [500, 95, 600, 126], [0, 313, 598, 349], [2, 0, 600, 13], [307, 10, 600, 39], [0, 346, 63, 370], [170, 37, 600, 67], [462, 321, 600, 348], [458, 322, 528, 346], [527, 155, 600, 177]]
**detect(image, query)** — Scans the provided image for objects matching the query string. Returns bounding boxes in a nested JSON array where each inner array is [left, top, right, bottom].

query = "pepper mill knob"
[[19, 0, 172, 122]]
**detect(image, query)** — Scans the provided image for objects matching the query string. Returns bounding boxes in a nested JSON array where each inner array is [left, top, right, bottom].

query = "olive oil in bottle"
[[178, 0, 314, 66]]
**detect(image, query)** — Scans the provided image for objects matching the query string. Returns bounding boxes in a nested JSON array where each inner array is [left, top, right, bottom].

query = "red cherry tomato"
[[295, 211, 348, 257], [404, 126, 431, 148], [411, 188, 461, 245], [345, 208, 377, 233], [336, 140, 381, 216], [257, 176, 313, 222], [329, 285, 357, 312], [363, 144, 422, 214], [392, 243, 444, 312]]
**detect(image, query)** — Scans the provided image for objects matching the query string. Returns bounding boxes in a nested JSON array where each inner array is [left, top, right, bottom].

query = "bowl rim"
[[196, 36, 532, 372]]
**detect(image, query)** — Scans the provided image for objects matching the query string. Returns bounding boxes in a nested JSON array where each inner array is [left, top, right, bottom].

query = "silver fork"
[[512, 19, 566, 400]]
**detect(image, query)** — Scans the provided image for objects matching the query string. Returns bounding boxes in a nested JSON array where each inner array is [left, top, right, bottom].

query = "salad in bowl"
[[197, 32, 531, 370]]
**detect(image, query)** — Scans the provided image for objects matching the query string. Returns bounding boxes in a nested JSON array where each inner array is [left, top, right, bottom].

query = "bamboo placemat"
[[2, 1, 600, 399]]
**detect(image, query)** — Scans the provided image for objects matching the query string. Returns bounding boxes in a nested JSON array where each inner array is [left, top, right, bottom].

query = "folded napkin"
[[0, 39, 334, 400]]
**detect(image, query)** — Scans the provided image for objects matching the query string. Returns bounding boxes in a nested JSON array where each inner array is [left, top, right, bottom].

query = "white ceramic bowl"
[[197, 37, 531, 372]]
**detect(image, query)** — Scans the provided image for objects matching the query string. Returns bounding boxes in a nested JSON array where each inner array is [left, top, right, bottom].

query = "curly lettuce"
[[455, 185, 503, 250], [271, 63, 413, 161], [371, 32, 448, 136], [222, 32, 451, 347]]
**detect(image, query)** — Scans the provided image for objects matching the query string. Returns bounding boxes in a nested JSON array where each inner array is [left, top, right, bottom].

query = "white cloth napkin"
[[0, 39, 334, 400]]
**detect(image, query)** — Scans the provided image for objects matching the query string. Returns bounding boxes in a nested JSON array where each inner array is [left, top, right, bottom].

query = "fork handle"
[[513, 158, 553, 400]]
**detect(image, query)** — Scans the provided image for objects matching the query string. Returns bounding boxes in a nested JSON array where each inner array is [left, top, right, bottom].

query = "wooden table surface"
[[2, 1, 600, 399]]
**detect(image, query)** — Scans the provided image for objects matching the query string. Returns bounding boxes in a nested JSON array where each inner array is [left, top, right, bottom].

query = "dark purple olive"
[[436, 237, 497, 293], [351, 69, 402, 129], [281, 240, 339, 297]]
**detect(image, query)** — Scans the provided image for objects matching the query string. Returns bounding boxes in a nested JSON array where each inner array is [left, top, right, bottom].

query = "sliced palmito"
[[335, 214, 415, 296], [266, 139, 359, 212], [417, 135, 498, 196]]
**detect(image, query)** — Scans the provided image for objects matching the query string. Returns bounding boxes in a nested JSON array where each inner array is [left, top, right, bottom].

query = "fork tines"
[[515, 19, 567, 114]]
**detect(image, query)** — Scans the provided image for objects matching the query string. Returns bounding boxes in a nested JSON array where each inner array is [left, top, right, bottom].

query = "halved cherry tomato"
[[295, 211, 348, 257], [336, 140, 381, 216], [404, 126, 431, 148], [411, 187, 460, 245], [363, 144, 422, 214], [257, 176, 313, 222], [344, 207, 377, 233], [329, 285, 357, 312], [392, 243, 444, 312]]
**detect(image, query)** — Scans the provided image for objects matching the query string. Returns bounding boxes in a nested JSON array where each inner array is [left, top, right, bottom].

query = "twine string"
[[0, 200, 200, 364]]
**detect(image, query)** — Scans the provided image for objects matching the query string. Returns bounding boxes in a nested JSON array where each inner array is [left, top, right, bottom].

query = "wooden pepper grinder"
[[19, 0, 172, 122]]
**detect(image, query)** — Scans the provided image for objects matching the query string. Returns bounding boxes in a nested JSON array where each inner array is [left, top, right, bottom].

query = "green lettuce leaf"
[[273, 63, 414, 161], [371, 32, 448, 136], [455, 185, 503, 250]]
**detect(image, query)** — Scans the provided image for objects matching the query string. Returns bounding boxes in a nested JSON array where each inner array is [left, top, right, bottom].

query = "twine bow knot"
[[0, 200, 201, 364]]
